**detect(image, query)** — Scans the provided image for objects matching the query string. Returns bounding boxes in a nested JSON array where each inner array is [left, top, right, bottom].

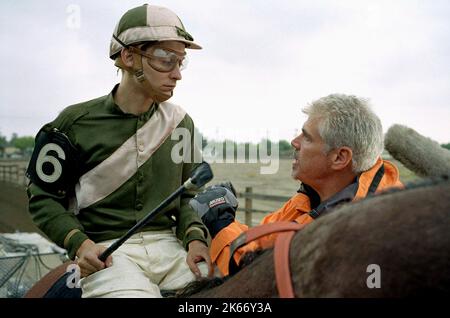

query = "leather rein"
[[228, 221, 305, 298]]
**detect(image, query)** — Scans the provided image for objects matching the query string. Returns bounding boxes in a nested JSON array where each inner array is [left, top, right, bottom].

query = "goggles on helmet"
[[129, 46, 188, 73]]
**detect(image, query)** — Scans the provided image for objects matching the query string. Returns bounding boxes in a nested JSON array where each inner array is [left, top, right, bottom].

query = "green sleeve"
[[178, 190, 208, 249], [27, 183, 89, 259], [27, 109, 90, 260], [175, 116, 208, 249]]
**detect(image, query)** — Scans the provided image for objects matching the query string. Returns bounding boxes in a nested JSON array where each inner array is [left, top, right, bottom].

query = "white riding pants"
[[80, 230, 208, 298]]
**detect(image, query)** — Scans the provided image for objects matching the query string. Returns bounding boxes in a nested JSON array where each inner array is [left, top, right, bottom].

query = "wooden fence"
[[236, 187, 290, 226], [0, 163, 28, 187]]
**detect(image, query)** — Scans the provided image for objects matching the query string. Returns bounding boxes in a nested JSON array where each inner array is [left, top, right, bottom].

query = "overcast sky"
[[1, 0, 449, 143]]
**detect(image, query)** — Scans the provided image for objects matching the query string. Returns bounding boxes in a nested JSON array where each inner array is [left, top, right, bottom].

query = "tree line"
[[0, 130, 294, 160], [0, 132, 35, 152]]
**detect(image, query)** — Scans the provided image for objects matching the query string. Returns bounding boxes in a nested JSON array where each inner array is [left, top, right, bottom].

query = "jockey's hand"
[[186, 240, 213, 278], [75, 239, 113, 278], [189, 182, 239, 238]]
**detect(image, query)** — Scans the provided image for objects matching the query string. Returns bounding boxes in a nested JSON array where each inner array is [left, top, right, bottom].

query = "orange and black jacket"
[[210, 158, 403, 276]]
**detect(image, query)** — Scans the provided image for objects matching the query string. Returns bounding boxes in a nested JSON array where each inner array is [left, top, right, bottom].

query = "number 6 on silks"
[[26, 127, 79, 196]]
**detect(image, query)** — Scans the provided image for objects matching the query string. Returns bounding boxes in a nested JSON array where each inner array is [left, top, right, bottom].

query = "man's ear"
[[330, 146, 353, 171], [120, 47, 134, 68]]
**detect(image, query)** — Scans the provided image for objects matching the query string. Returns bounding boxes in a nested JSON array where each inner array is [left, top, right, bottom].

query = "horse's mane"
[[173, 277, 228, 298], [177, 176, 449, 297], [175, 249, 269, 297]]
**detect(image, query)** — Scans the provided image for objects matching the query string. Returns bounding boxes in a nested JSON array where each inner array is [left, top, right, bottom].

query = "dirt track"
[[0, 181, 42, 234]]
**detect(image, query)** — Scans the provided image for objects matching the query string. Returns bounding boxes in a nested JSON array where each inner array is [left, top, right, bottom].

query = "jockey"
[[190, 94, 403, 276], [26, 4, 212, 297]]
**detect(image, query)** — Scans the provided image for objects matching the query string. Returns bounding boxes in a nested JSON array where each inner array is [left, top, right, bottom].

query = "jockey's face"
[[140, 41, 185, 97], [290, 116, 332, 186]]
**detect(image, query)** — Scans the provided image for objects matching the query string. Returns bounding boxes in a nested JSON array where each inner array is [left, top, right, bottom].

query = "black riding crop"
[[98, 161, 213, 262]]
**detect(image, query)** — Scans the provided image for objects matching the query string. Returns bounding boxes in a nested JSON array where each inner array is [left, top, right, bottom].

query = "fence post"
[[14, 165, 19, 183], [22, 167, 28, 186], [245, 187, 253, 227]]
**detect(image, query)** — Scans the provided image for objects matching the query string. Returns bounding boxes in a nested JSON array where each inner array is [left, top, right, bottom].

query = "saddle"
[[228, 221, 305, 298]]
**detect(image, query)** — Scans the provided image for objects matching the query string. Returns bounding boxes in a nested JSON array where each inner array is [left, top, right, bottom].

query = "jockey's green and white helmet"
[[109, 3, 202, 60]]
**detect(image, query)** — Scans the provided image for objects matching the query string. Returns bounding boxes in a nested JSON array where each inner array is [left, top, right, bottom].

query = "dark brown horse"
[[25, 177, 450, 298]]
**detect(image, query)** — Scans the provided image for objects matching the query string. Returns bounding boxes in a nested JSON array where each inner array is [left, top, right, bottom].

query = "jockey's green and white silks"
[[74, 100, 186, 213], [27, 85, 207, 259], [109, 4, 201, 59]]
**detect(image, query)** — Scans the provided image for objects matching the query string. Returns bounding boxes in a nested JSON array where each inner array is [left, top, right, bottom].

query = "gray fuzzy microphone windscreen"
[[385, 124, 450, 178]]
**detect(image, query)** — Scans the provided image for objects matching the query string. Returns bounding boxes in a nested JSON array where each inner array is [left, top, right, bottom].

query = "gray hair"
[[302, 94, 384, 173]]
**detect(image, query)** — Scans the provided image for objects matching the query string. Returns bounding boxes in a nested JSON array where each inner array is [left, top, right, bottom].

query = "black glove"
[[189, 182, 239, 238]]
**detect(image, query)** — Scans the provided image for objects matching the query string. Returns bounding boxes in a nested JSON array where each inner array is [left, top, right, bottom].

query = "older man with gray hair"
[[190, 93, 403, 276]]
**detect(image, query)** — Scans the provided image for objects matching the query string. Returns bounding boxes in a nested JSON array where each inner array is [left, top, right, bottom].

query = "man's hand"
[[189, 182, 239, 238], [76, 239, 113, 278], [186, 240, 213, 278]]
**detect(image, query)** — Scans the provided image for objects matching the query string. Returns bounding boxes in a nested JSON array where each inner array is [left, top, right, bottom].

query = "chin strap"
[[113, 38, 172, 103]]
